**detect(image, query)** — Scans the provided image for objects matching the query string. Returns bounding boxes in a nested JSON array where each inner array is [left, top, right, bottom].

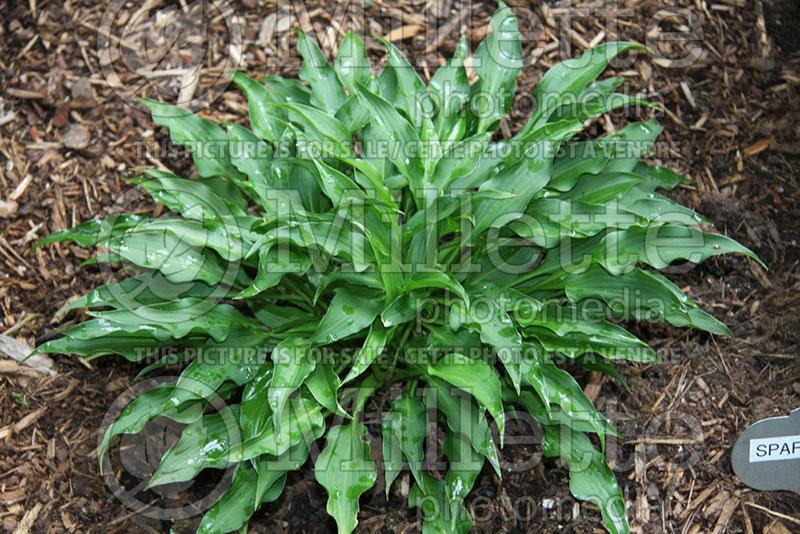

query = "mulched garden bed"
[[0, 1, 798, 533]]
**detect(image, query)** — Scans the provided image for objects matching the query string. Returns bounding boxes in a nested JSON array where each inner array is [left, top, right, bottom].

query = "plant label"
[[732, 408, 800, 495]]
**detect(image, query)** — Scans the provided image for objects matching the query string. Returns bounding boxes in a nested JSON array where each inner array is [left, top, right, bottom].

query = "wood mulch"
[[1, 0, 798, 533]]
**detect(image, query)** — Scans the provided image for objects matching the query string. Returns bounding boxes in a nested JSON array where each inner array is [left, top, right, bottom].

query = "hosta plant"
[[35, 3, 761, 534]]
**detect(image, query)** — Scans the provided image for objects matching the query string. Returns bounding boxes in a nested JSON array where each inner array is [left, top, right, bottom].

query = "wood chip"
[[0, 489, 26, 505], [583, 371, 603, 403], [0, 335, 56, 376], [61, 124, 91, 151], [0, 406, 48, 440], [0, 360, 44, 377], [681, 81, 697, 108], [256, 13, 277, 48], [765, 521, 795, 534], [745, 502, 800, 527], [744, 136, 774, 156], [384, 25, 421, 42], [12, 502, 42, 534], [0, 199, 18, 218], [70, 78, 96, 102], [712, 497, 739, 534], [681, 484, 717, 518], [9, 173, 33, 201]]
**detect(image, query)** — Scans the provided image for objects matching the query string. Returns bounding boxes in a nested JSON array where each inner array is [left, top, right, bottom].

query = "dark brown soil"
[[1, 1, 798, 533]]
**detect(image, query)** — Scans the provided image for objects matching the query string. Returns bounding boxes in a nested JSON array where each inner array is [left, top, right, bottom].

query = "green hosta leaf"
[[518, 198, 627, 247], [334, 32, 373, 94], [472, 1, 522, 134], [428, 352, 505, 445], [335, 94, 370, 132], [253, 440, 309, 508], [274, 101, 352, 151], [549, 141, 612, 192], [558, 171, 646, 205], [89, 301, 259, 343], [139, 99, 237, 178], [231, 72, 286, 142], [633, 162, 693, 191], [231, 396, 324, 462], [442, 431, 484, 532], [617, 187, 705, 226], [133, 350, 192, 382], [525, 324, 656, 363], [533, 361, 617, 448], [114, 217, 246, 262], [424, 377, 501, 476], [409, 471, 472, 534], [248, 301, 312, 329], [543, 426, 629, 534], [312, 286, 383, 344], [564, 264, 732, 335], [349, 374, 380, 417], [238, 245, 312, 298], [197, 461, 286, 534], [226, 124, 278, 205], [405, 270, 469, 307], [313, 270, 384, 303], [240, 363, 274, 441], [603, 121, 664, 174], [104, 231, 228, 286], [353, 81, 424, 206], [297, 31, 347, 114], [268, 338, 315, 424], [56, 317, 169, 341], [343, 322, 389, 384], [519, 42, 646, 136], [508, 386, 615, 437], [553, 77, 660, 124], [377, 37, 428, 126], [255, 221, 372, 272], [55, 275, 218, 316], [594, 224, 764, 274], [426, 324, 483, 353], [315, 421, 377, 534], [133, 169, 249, 221], [430, 35, 470, 144], [170, 333, 268, 404], [196, 175, 250, 212], [381, 293, 422, 328], [33, 328, 171, 361], [518, 301, 656, 362], [35, 214, 143, 248], [474, 141, 554, 233], [382, 388, 427, 494], [472, 301, 524, 393], [263, 75, 311, 104], [427, 132, 492, 194], [99, 384, 204, 469], [305, 362, 348, 418], [148, 406, 241, 488], [308, 157, 364, 208]]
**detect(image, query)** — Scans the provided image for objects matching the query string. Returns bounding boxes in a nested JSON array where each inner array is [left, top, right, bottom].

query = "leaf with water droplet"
[[315, 422, 377, 534], [382, 388, 427, 495], [312, 286, 382, 345]]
